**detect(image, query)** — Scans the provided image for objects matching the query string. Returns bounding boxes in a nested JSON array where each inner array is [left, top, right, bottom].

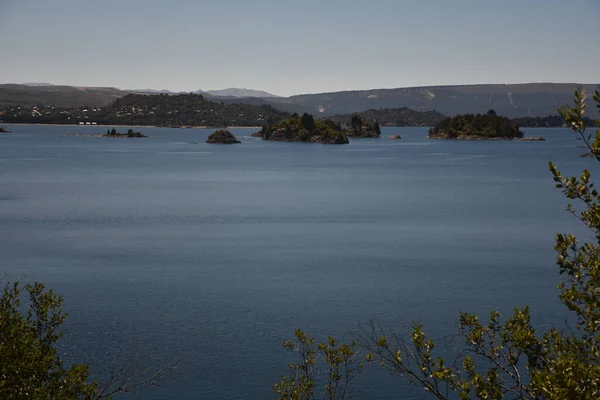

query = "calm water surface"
[[0, 125, 593, 399]]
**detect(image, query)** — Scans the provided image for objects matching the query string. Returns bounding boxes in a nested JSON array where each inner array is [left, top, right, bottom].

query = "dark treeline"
[[328, 107, 446, 127], [511, 114, 596, 127]]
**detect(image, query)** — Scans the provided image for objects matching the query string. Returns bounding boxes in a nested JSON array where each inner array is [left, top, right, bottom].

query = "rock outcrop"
[[206, 130, 241, 144], [103, 128, 147, 138]]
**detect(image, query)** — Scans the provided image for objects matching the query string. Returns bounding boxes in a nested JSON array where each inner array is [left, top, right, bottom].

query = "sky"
[[0, 0, 598, 96]]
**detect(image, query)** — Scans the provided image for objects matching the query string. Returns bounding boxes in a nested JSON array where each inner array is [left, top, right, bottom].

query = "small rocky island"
[[389, 134, 401, 140], [427, 111, 543, 141], [104, 128, 147, 138], [206, 130, 241, 144], [252, 113, 349, 144], [0, 126, 8, 133], [344, 114, 381, 138]]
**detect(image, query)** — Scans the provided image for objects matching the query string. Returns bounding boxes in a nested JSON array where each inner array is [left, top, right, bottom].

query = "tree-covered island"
[[252, 113, 350, 144], [427, 110, 543, 140]]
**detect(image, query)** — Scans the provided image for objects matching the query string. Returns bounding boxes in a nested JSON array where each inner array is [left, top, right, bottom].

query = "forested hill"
[[0, 94, 291, 127], [266, 83, 600, 118], [327, 107, 446, 127], [0, 84, 126, 108], [102, 94, 290, 126]]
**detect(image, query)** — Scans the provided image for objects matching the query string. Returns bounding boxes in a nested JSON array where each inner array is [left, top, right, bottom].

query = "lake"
[[0, 125, 592, 399]]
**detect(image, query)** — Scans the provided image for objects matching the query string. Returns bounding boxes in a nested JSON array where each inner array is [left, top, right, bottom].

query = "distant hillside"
[[0, 84, 128, 108], [0, 84, 286, 109], [203, 88, 281, 98], [327, 107, 446, 127], [216, 96, 305, 114], [2, 83, 599, 119], [22, 82, 56, 87], [0, 93, 290, 127], [129, 89, 176, 95], [266, 83, 600, 118]]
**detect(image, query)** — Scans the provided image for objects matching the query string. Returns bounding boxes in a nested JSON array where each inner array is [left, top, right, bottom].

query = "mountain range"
[[1, 83, 598, 118], [198, 88, 280, 98]]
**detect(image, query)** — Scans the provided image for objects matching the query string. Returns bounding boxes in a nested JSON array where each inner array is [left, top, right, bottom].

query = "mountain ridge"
[[201, 88, 281, 98], [1, 82, 598, 118], [275, 83, 600, 118]]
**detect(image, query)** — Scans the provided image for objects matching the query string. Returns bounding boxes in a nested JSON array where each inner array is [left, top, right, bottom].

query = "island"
[[389, 134, 401, 140], [103, 128, 147, 138], [205, 130, 241, 144], [427, 110, 542, 140], [252, 113, 349, 144], [0, 126, 8, 133]]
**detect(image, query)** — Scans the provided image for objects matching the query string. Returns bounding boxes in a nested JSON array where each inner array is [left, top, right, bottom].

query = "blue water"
[[0, 125, 593, 399]]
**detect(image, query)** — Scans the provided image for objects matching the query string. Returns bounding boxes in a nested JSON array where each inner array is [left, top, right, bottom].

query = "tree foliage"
[[350, 114, 363, 129], [0, 281, 99, 399], [301, 113, 315, 132], [0, 280, 174, 399], [273, 329, 363, 400]]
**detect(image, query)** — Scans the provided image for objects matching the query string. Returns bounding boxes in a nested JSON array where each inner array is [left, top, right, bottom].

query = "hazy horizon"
[[6, 81, 600, 99], [1, 0, 599, 96]]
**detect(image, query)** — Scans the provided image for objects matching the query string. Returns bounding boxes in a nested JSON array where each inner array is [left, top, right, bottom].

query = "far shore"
[[0, 123, 262, 129]]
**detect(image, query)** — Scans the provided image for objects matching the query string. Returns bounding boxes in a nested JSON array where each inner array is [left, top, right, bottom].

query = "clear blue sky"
[[1, 0, 598, 96]]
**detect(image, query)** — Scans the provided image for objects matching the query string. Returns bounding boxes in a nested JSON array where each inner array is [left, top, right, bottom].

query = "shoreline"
[[0, 123, 262, 129], [427, 134, 545, 141]]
